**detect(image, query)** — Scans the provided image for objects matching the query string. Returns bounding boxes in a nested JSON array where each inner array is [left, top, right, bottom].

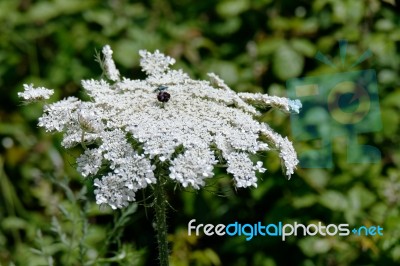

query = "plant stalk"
[[154, 175, 169, 266]]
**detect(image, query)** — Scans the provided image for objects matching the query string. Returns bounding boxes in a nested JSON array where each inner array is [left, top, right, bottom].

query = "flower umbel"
[[18, 84, 54, 103], [19, 45, 301, 209]]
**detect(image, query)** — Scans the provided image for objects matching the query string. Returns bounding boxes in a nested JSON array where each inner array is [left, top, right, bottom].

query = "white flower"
[[260, 124, 298, 179], [237, 92, 302, 114], [226, 152, 259, 188], [169, 148, 217, 189], [38, 97, 81, 132], [253, 161, 266, 173], [23, 45, 301, 209], [94, 174, 136, 209], [18, 84, 54, 103], [76, 103, 104, 134], [77, 148, 103, 177], [102, 45, 120, 81], [289, 99, 302, 113], [139, 49, 176, 76]]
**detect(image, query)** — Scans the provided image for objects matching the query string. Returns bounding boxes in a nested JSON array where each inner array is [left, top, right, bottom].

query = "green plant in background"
[[1, 0, 400, 265], [29, 176, 146, 265]]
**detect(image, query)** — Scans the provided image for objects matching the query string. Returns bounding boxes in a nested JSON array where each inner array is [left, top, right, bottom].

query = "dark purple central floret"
[[157, 91, 171, 102]]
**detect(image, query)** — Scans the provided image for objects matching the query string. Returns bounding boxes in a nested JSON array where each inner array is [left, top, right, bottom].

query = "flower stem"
[[154, 175, 169, 266]]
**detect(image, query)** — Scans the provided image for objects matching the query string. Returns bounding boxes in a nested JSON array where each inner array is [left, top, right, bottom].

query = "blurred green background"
[[1, 0, 400, 265]]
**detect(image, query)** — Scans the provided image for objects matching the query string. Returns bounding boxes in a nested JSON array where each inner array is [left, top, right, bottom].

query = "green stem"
[[153, 175, 169, 266]]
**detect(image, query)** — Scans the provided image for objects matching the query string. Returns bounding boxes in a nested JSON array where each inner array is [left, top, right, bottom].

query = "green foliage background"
[[1, 0, 399, 265]]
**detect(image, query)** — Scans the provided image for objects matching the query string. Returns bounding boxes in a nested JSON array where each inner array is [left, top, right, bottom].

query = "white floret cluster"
[[19, 45, 301, 209], [18, 84, 54, 102]]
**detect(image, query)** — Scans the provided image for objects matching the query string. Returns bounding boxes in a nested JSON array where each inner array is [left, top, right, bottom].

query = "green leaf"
[[298, 237, 332, 257], [216, 0, 250, 18], [207, 60, 239, 86], [381, 108, 399, 138], [292, 194, 318, 209], [273, 44, 304, 80], [391, 245, 400, 261], [319, 191, 348, 211], [347, 184, 376, 210], [2, 216, 27, 230], [213, 17, 242, 36], [290, 39, 316, 57], [375, 19, 395, 32], [258, 38, 286, 56], [23, 0, 97, 23], [302, 169, 329, 190], [383, 91, 400, 108]]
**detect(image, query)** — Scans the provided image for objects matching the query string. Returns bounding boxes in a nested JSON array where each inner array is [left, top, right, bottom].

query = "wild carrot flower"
[[19, 45, 301, 209], [18, 84, 54, 103]]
